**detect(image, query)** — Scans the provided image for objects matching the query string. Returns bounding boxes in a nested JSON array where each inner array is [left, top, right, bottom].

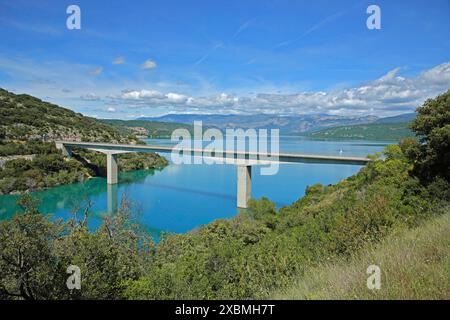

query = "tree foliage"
[[408, 90, 450, 183]]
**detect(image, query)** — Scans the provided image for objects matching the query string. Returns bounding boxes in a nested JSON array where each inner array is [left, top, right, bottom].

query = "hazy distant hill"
[[305, 120, 414, 141], [139, 113, 379, 134], [98, 119, 193, 138], [374, 113, 416, 124]]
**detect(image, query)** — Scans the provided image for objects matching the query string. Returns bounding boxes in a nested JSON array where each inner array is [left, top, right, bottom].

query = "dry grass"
[[272, 210, 450, 300]]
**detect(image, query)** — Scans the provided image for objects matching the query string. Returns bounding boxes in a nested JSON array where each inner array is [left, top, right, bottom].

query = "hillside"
[[98, 119, 193, 138], [0, 88, 136, 143], [305, 122, 414, 141], [374, 112, 416, 124], [273, 211, 450, 300], [0, 88, 167, 195]]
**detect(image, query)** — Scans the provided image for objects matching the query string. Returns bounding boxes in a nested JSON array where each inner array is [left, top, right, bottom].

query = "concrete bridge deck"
[[55, 141, 371, 208]]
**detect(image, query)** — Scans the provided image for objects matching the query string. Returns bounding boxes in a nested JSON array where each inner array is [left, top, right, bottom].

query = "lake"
[[0, 137, 391, 239]]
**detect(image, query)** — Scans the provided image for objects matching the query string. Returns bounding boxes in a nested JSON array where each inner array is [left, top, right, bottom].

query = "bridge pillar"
[[107, 153, 118, 184], [237, 165, 252, 208], [55, 142, 72, 157]]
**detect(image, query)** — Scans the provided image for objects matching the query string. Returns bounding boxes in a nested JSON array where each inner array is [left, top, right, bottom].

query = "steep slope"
[[0, 88, 134, 143], [272, 211, 450, 300]]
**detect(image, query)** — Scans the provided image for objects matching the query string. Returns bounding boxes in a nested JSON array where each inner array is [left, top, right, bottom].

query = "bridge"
[[55, 141, 371, 208]]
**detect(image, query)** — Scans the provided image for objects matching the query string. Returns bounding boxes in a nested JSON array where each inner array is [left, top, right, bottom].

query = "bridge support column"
[[107, 153, 118, 185], [237, 165, 252, 208], [55, 142, 72, 157]]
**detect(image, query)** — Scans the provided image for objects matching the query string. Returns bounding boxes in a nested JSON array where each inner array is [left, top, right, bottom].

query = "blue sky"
[[0, 0, 449, 118]]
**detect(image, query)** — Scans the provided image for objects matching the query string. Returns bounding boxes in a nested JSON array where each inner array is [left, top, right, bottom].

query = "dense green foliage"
[[305, 122, 413, 141], [0, 151, 88, 195], [98, 119, 193, 138], [0, 88, 131, 143], [407, 90, 450, 183], [0, 195, 153, 299], [0, 141, 57, 156]]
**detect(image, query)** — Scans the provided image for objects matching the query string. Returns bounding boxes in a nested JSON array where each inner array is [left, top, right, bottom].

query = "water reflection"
[[107, 184, 118, 215]]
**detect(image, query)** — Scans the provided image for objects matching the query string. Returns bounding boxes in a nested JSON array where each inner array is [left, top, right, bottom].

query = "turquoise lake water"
[[0, 137, 391, 239]]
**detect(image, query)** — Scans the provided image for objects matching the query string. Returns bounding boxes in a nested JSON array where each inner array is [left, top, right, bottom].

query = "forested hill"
[[0, 88, 167, 195], [305, 122, 414, 141], [0, 88, 136, 143]]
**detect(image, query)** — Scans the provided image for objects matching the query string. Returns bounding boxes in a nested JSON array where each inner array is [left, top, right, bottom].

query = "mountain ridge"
[[138, 113, 380, 134], [138, 112, 416, 135]]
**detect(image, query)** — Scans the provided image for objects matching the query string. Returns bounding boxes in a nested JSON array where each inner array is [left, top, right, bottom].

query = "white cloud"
[[100, 62, 450, 116], [141, 59, 157, 69], [166, 92, 187, 103], [120, 89, 163, 100], [112, 56, 125, 65], [107, 106, 116, 112]]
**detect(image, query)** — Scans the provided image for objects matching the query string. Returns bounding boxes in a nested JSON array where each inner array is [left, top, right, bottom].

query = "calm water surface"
[[0, 137, 391, 239]]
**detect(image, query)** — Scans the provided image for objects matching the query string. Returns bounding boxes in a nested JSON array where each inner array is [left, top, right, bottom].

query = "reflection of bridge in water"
[[56, 141, 371, 208]]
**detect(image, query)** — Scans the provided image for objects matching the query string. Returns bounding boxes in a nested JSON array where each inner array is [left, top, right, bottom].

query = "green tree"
[[409, 90, 450, 182], [0, 195, 67, 299]]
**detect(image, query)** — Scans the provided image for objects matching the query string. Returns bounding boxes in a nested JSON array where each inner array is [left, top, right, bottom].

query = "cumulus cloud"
[[105, 62, 450, 116], [119, 89, 164, 100], [112, 56, 125, 65], [166, 92, 188, 103], [107, 106, 116, 112], [141, 59, 157, 69]]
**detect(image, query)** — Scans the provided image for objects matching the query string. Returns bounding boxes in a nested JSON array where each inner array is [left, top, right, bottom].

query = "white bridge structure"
[[55, 141, 371, 208]]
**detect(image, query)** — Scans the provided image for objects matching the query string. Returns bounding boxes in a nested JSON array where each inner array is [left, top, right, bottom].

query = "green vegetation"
[[0, 88, 131, 143], [272, 210, 450, 300], [408, 90, 450, 183], [0, 88, 168, 194], [98, 119, 193, 138], [0, 195, 153, 299], [0, 90, 448, 300], [123, 145, 448, 299], [305, 122, 413, 141], [0, 150, 88, 195]]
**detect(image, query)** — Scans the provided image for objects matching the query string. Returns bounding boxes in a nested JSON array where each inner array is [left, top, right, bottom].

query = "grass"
[[272, 210, 450, 300]]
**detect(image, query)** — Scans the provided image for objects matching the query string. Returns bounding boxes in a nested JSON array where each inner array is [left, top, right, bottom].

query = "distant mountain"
[[374, 113, 416, 124], [139, 114, 380, 134], [304, 112, 417, 141], [304, 122, 414, 141]]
